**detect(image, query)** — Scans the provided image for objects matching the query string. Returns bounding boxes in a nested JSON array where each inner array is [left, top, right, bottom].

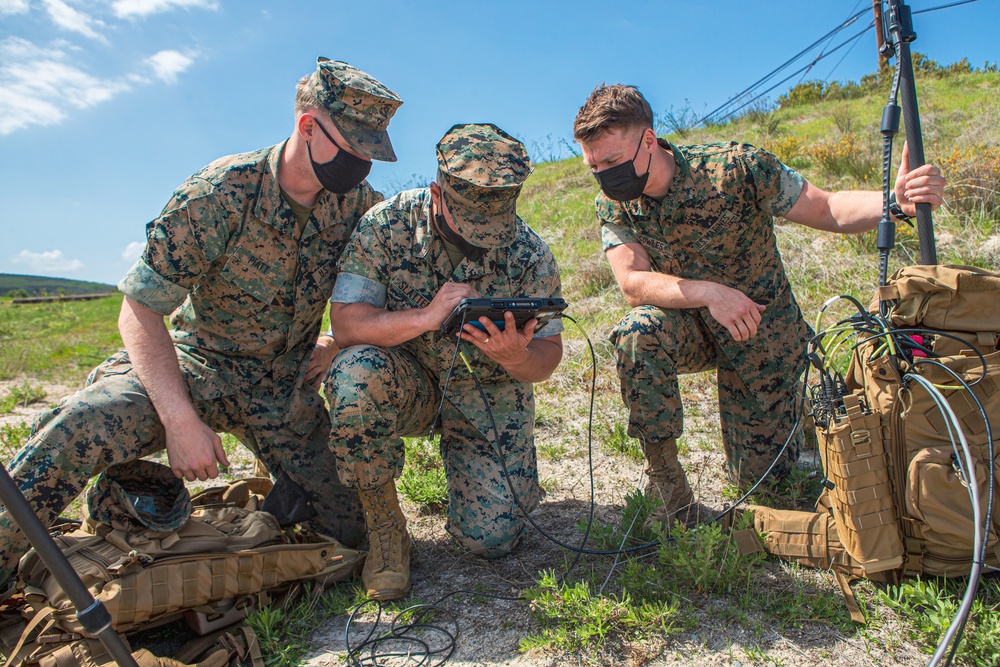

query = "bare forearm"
[[330, 302, 433, 348], [618, 270, 720, 310], [500, 337, 562, 383], [118, 297, 196, 427]]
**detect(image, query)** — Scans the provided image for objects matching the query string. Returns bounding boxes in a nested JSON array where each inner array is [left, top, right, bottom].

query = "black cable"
[[463, 322, 814, 547], [713, 360, 812, 521]]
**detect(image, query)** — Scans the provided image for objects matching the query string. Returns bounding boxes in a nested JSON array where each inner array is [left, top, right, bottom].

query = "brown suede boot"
[[642, 438, 695, 528], [358, 481, 411, 600]]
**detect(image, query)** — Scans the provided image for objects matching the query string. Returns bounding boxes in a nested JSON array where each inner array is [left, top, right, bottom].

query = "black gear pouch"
[[261, 470, 318, 527]]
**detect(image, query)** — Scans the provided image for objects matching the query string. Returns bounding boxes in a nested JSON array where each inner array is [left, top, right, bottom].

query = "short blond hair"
[[573, 84, 653, 143], [294, 74, 323, 116]]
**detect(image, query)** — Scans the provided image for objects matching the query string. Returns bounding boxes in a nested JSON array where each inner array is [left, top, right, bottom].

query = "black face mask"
[[434, 198, 487, 264], [593, 136, 652, 201], [307, 118, 372, 194]]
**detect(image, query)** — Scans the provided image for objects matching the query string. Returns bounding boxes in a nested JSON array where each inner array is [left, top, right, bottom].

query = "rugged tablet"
[[440, 297, 567, 336]]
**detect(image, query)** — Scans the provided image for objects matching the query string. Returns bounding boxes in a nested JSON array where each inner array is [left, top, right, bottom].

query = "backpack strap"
[[833, 570, 866, 624], [3, 606, 57, 667]]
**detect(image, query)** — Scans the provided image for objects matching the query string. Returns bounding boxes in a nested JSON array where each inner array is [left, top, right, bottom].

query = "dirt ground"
[[2, 378, 929, 667]]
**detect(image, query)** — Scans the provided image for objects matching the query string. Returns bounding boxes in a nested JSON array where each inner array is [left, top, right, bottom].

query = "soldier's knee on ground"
[[446, 519, 525, 560]]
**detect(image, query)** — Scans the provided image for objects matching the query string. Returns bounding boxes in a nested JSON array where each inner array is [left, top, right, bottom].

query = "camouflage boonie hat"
[[306, 57, 402, 162], [86, 460, 192, 533], [435, 123, 533, 249]]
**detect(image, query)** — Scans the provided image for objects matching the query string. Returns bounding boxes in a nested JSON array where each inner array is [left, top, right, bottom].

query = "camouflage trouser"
[[0, 352, 364, 588], [325, 345, 541, 559], [612, 305, 804, 486]]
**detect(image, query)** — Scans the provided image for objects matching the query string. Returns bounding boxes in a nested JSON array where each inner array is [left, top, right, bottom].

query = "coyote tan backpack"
[[3, 462, 364, 665], [742, 265, 1000, 619]]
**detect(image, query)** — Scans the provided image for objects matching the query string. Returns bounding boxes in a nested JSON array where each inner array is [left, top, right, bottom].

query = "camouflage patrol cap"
[[306, 57, 402, 162], [436, 123, 533, 249], [86, 460, 192, 533]]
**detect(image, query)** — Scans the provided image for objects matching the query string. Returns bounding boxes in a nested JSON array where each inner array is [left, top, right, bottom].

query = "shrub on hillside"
[[807, 131, 879, 186], [938, 143, 1000, 223]]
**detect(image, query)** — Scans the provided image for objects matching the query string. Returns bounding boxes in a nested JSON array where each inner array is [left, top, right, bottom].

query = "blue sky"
[[1, 0, 996, 285]]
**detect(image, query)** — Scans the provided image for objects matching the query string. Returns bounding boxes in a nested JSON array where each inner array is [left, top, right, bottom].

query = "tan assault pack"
[[740, 265, 1000, 622], [2, 466, 365, 666]]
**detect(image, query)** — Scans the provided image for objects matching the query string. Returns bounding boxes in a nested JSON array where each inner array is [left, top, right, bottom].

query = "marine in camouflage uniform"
[[598, 140, 811, 486], [324, 123, 563, 600], [574, 84, 945, 513], [0, 59, 402, 588]]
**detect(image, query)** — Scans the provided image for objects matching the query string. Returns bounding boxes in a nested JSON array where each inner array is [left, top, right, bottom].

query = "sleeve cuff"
[[118, 259, 190, 315], [770, 166, 806, 217], [601, 221, 639, 251], [534, 318, 564, 338], [330, 272, 387, 308]]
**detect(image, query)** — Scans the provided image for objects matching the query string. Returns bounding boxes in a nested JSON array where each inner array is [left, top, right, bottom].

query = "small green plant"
[[880, 578, 1000, 667], [0, 382, 47, 414], [598, 421, 643, 463], [577, 488, 659, 550], [654, 520, 764, 597], [399, 436, 448, 511], [0, 421, 31, 459], [520, 570, 679, 653], [246, 582, 364, 666], [537, 441, 569, 460]]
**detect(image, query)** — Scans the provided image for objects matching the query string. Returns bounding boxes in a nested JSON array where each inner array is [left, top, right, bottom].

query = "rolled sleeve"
[[601, 221, 640, 251], [330, 272, 387, 307], [117, 258, 190, 315]]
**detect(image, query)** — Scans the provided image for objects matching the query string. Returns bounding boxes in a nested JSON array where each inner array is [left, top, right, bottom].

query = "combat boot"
[[642, 438, 695, 527], [358, 481, 411, 601]]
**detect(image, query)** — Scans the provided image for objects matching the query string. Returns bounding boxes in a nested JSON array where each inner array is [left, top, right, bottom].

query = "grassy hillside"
[[0, 273, 116, 298]]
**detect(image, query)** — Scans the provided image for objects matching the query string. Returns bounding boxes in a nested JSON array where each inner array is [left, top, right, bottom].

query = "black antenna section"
[[880, 0, 937, 267]]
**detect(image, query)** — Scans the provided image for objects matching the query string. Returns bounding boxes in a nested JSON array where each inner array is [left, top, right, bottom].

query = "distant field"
[[0, 273, 116, 298]]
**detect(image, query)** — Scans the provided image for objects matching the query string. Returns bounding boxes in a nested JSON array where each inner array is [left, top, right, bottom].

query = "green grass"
[[0, 381, 47, 414], [398, 436, 449, 512], [0, 421, 30, 460], [0, 295, 124, 383], [880, 578, 1000, 667], [578, 488, 660, 551], [596, 420, 643, 463], [520, 570, 681, 655], [246, 582, 364, 666]]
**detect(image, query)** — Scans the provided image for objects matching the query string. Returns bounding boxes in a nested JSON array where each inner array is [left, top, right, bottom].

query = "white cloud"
[[0, 0, 29, 16], [121, 241, 145, 262], [41, 0, 108, 44], [146, 49, 194, 84], [12, 249, 84, 273], [0, 38, 131, 134], [112, 0, 216, 19]]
